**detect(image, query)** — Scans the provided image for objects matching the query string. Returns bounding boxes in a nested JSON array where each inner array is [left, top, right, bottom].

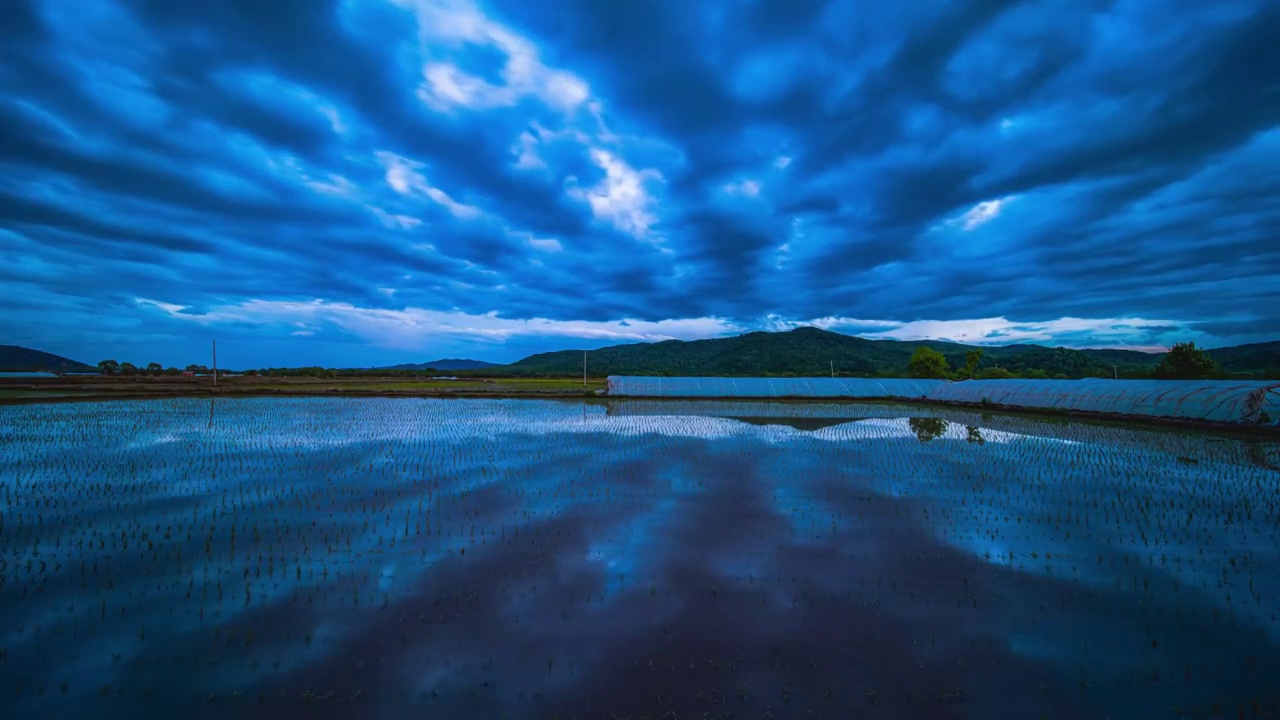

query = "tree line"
[[91, 363, 438, 378], [906, 342, 1227, 380], [95, 360, 207, 376], [89, 341, 1236, 382]]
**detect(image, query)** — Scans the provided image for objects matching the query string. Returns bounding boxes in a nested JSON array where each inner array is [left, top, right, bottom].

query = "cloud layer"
[[2, 0, 1277, 367]]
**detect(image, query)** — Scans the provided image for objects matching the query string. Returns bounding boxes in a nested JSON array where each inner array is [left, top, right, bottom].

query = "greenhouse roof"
[[604, 377, 1280, 424], [605, 376, 949, 399], [929, 379, 1280, 424]]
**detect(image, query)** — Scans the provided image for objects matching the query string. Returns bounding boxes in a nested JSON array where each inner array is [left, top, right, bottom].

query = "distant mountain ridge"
[[0, 345, 97, 372], [9, 331, 1279, 379], [377, 358, 498, 371], [494, 328, 1280, 379]]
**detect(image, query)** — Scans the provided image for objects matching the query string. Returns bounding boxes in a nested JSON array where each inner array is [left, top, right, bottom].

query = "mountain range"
[[4, 330, 1279, 379], [0, 345, 97, 373], [493, 328, 1280, 379], [374, 358, 499, 371]]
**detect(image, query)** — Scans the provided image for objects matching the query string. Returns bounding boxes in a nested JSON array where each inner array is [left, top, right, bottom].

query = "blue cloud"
[[1, 0, 1277, 367]]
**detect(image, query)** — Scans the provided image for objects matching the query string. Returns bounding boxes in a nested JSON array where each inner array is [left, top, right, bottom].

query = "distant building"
[[182, 370, 195, 377]]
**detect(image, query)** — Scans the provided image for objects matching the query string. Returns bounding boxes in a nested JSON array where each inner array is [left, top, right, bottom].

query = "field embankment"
[[0, 374, 606, 404]]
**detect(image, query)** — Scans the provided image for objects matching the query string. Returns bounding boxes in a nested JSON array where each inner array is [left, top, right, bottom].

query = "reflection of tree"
[[965, 425, 985, 445], [1246, 442, 1280, 472], [909, 417, 948, 442]]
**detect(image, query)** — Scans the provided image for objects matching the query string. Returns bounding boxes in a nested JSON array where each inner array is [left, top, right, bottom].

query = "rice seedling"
[[0, 397, 1277, 718]]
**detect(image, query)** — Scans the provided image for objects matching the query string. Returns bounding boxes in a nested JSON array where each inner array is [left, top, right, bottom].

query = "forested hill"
[[7, 333, 1277, 379], [0, 345, 96, 372], [1204, 341, 1280, 374], [376, 359, 498, 371], [493, 328, 1280, 379]]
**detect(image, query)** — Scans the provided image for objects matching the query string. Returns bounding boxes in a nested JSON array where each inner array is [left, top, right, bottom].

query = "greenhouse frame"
[[605, 377, 949, 399], [604, 377, 1280, 425], [929, 379, 1280, 424]]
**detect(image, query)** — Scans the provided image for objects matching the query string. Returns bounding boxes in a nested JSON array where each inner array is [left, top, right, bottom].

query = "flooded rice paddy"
[[2, 397, 1280, 719]]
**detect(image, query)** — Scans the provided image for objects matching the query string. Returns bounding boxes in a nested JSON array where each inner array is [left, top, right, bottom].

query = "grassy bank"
[[0, 374, 607, 404]]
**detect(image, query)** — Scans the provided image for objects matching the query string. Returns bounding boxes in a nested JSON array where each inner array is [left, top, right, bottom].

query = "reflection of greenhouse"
[[605, 400, 1280, 470], [605, 377, 1280, 426]]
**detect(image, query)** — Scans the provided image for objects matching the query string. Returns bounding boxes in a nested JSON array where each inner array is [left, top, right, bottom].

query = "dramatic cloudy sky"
[[1, 0, 1277, 368]]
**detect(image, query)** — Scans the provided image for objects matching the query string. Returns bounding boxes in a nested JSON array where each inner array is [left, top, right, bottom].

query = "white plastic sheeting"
[[604, 377, 1280, 424], [928, 379, 1280, 424], [605, 377, 948, 399]]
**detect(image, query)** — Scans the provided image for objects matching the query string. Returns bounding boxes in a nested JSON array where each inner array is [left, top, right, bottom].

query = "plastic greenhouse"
[[603, 377, 1280, 425], [928, 379, 1280, 424], [605, 377, 949, 399]]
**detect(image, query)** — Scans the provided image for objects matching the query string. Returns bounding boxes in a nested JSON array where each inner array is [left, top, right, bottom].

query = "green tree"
[[119, 362, 139, 376], [907, 346, 950, 379], [165, 367, 180, 376], [1153, 342, 1224, 380], [97, 359, 120, 376], [963, 349, 984, 379], [146, 362, 163, 375]]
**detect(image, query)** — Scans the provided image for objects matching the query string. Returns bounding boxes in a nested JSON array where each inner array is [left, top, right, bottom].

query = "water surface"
[[2, 397, 1278, 719]]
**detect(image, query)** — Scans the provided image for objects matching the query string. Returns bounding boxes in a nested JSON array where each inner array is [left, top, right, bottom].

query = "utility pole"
[[583, 351, 587, 387], [830, 360, 834, 378], [1113, 364, 1118, 380], [212, 339, 218, 386]]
